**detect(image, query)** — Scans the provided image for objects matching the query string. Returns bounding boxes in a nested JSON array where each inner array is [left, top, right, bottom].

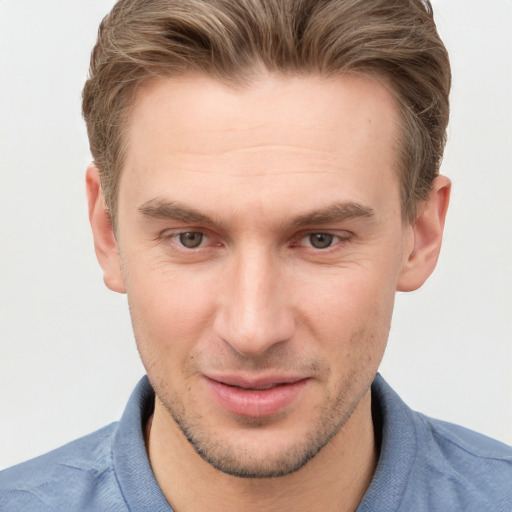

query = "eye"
[[307, 233, 335, 249], [178, 231, 205, 248]]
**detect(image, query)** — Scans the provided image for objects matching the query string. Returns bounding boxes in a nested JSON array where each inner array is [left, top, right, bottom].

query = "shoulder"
[[0, 423, 127, 512], [418, 411, 512, 475], [367, 375, 512, 511], [421, 412, 512, 459], [406, 411, 512, 510]]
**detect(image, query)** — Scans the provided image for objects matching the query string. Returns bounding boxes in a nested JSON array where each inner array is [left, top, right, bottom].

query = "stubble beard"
[[154, 372, 370, 479]]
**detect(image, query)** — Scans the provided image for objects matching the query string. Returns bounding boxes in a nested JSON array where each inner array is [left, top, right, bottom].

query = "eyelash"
[[157, 229, 352, 252], [294, 232, 352, 249], [158, 231, 214, 250]]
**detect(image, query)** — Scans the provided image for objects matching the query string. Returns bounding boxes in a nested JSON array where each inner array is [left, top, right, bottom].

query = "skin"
[[87, 73, 450, 512]]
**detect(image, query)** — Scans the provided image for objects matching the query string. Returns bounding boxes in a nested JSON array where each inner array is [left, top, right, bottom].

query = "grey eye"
[[179, 232, 204, 248], [309, 233, 334, 249]]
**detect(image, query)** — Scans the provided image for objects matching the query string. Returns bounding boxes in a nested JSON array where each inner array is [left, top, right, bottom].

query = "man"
[[1, 0, 511, 510]]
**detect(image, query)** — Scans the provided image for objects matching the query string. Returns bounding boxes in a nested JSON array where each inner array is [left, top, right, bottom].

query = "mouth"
[[203, 374, 309, 418], [230, 382, 287, 390]]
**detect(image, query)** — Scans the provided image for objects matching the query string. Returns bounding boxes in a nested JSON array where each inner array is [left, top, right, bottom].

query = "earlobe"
[[86, 164, 126, 294], [397, 175, 451, 292]]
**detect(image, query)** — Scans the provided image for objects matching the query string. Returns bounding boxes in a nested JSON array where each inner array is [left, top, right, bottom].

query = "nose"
[[213, 245, 296, 356]]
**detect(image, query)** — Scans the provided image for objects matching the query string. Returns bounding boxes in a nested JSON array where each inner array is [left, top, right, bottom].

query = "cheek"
[[296, 264, 396, 324], [311, 277, 394, 393], [122, 260, 218, 358], [292, 265, 396, 362]]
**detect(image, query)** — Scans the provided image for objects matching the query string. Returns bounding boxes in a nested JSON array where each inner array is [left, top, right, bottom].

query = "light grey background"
[[1, 0, 511, 469]]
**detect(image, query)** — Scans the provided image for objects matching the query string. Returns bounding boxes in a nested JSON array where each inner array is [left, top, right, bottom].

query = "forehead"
[[120, 73, 401, 223], [127, 72, 398, 153]]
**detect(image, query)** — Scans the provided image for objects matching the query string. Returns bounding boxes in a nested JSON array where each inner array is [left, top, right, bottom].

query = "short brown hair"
[[82, 0, 450, 224]]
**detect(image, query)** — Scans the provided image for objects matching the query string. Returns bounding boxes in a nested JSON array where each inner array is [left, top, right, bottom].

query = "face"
[[114, 73, 412, 477]]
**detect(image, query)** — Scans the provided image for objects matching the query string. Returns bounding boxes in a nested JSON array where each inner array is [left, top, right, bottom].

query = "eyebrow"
[[138, 199, 215, 224], [291, 202, 374, 227], [138, 198, 374, 227]]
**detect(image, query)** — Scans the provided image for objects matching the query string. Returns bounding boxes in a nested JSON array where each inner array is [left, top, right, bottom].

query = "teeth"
[[250, 383, 284, 390], [231, 383, 281, 390]]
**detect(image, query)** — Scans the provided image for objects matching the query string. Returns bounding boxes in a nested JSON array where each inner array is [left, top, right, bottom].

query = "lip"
[[204, 374, 309, 418]]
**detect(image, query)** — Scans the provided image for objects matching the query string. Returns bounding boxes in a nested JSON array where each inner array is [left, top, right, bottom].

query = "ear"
[[397, 175, 451, 292], [86, 163, 126, 293]]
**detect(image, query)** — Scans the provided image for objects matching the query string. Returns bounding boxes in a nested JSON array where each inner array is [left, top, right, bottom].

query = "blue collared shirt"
[[1, 375, 511, 511]]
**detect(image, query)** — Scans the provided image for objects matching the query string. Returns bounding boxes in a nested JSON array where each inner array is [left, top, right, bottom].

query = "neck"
[[146, 389, 377, 512]]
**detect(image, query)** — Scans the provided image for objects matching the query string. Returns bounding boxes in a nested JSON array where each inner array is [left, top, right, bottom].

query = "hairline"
[[105, 68, 417, 230]]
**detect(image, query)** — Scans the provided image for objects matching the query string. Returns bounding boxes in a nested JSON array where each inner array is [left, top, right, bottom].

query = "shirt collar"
[[112, 374, 418, 512], [113, 376, 172, 511], [357, 374, 418, 511]]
